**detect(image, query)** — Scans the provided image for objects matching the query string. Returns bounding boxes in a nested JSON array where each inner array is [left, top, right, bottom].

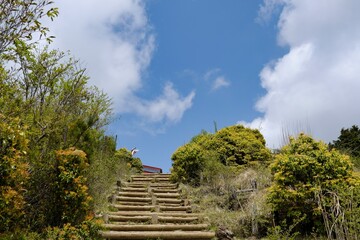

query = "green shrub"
[[171, 144, 204, 185], [171, 125, 272, 185], [54, 148, 92, 226], [0, 115, 29, 232], [268, 133, 354, 235], [114, 148, 143, 174], [43, 219, 103, 240], [214, 125, 271, 166]]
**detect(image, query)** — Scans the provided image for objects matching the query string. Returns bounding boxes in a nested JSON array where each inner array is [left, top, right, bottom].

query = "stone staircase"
[[100, 173, 215, 240]]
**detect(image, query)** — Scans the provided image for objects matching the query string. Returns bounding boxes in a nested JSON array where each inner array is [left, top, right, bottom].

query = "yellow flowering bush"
[[268, 134, 354, 235], [0, 114, 29, 232], [55, 148, 92, 225]]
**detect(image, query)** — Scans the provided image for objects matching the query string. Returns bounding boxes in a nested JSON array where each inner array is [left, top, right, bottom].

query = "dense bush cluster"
[[173, 128, 360, 239], [0, 115, 29, 232], [0, 1, 142, 238], [269, 134, 356, 235], [171, 125, 271, 185]]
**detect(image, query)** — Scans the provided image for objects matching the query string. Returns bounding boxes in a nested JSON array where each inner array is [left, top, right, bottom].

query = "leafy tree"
[[0, 42, 113, 229], [0, 0, 58, 53], [330, 125, 360, 168], [268, 133, 354, 235], [0, 1, 125, 235]]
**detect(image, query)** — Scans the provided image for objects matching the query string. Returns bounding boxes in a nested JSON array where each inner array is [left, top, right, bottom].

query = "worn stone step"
[[132, 175, 171, 179], [152, 188, 179, 193], [131, 178, 170, 183], [123, 183, 148, 188], [100, 230, 215, 240], [121, 187, 148, 192], [160, 206, 192, 212], [115, 201, 152, 206], [158, 203, 185, 207], [111, 205, 154, 211], [153, 192, 180, 198], [149, 183, 177, 188], [115, 196, 152, 202], [109, 212, 200, 218], [156, 198, 183, 204], [101, 174, 214, 239], [118, 192, 150, 197], [103, 223, 209, 231], [140, 173, 172, 177], [108, 215, 151, 222], [158, 216, 199, 223]]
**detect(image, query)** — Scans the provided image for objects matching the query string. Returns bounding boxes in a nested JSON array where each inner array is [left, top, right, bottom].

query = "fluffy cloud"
[[204, 68, 231, 91], [45, 0, 194, 124], [212, 76, 230, 91], [131, 83, 195, 123], [243, 0, 360, 148]]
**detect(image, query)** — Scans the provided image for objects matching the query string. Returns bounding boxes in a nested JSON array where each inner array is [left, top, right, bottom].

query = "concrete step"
[[100, 230, 215, 239]]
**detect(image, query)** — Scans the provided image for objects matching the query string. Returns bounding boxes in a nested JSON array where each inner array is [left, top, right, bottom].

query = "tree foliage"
[[330, 125, 360, 168], [171, 125, 271, 185], [268, 133, 355, 234], [54, 148, 91, 226], [0, 0, 58, 53], [0, 1, 143, 238], [114, 148, 143, 174]]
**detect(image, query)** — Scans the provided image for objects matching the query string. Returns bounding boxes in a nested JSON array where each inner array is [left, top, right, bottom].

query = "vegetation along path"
[[100, 173, 215, 239]]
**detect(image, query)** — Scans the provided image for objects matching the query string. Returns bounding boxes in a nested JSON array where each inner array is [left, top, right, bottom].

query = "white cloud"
[[212, 76, 230, 91], [204, 68, 231, 91], [44, 0, 194, 125], [131, 83, 195, 123], [204, 68, 221, 81], [242, 0, 360, 148]]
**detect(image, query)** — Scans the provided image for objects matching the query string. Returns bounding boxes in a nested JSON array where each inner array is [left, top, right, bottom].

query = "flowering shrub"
[[44, 219, 103, 240], [55, 148, 92, 225], [0, 115, 29, 232], [268, 134, 354, 234]]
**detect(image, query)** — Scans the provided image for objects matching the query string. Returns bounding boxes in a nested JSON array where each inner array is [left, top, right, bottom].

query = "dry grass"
[[181, 166, 273, 239]]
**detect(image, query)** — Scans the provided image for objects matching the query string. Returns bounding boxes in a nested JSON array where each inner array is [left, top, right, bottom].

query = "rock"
[[216, 226, 234, 240]]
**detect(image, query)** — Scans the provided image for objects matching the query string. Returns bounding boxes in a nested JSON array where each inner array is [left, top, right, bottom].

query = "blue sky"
[[47, 0, 360, 172]]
